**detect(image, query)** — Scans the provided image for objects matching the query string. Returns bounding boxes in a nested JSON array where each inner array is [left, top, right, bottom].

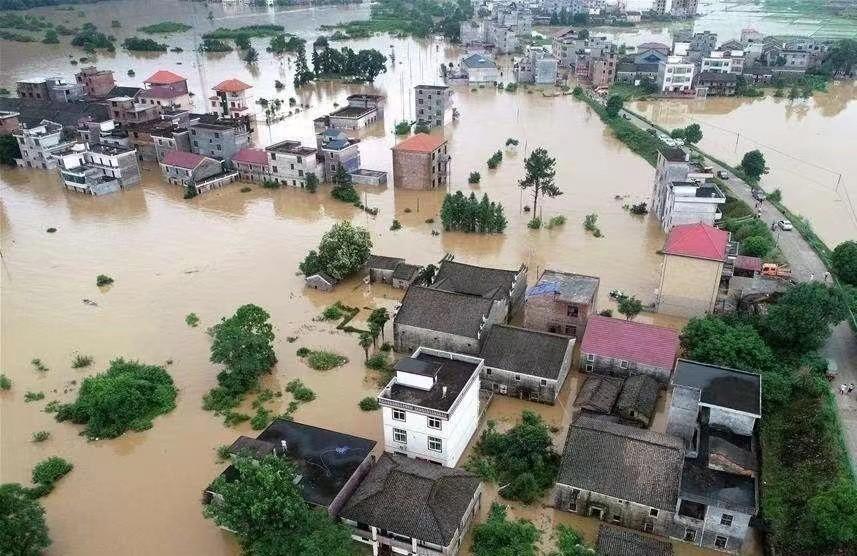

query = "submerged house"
[[431, 258, 528, 322], [366, 254, 423, 290], [340, 453, 482, 556], [596, 525, 674, 556], [204, 419, 376, 517], [478, 324, 574, 404], [523, 270, 599, 340], [574, 375, 624, 415], [615, 374, 661, 428]]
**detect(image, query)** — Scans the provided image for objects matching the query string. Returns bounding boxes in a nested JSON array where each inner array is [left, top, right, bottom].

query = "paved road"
[[615, 102, 857, 471]]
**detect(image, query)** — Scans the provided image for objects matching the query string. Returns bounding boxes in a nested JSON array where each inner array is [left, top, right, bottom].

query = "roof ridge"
[[574, 417, 682, 450]]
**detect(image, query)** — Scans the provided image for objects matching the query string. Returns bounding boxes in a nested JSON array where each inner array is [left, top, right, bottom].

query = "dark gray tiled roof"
[[432, 259, 520, 301], [340, 453, 480, 546], [672, 359, 761, 415], [392, 263, 421, 281], [480, 325, 572, 380], [395, 286, 493, 338], [659, 147, 688, 163], [557, 416, 684, 511], [0, 97, 109, 128], [574, 375, 623, 413], [462, 53, 497, 69], [367, 254, 405, 271], [616, 374, 660, 417], [680, 460, 757, 514], [596, 525, 674, 556]]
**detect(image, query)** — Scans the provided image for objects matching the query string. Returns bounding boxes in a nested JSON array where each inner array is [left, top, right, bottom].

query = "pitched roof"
[[574, 375, 623, 413], [106, 85, 142, 98], [392, 262, 421, 281], [672, 359, 761, 415], [663, 223, 729, 261], [213, 79, 252, 92], [616, 374, 660, 418], [480, 325, 572, 380], [461, 53, 497, 69], [734, 255, 762, 272], [432, 259, 521, 301], [394, 286, 493, 338], [557, 416, 685, 511], [144, 70, 186, 85], [392, 133, 446, 153], [659, 147, 688, 162], [596, 525, 674, 556], [162, 150, 208, 169], [340, 453, 480, 547], [580, 316, 680, 370], [231, 147, 268, 166], [366, 254, 405, 271]]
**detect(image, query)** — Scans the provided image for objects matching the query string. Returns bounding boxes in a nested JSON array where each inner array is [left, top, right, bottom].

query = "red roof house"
[[213, 79, 252, 93], [392, 133, 447, 153], [663, 223, 729, 262], [580, 315, 680, 381], [162, 150, 208, 170], [232, 148, 269, 167], [144, 70, 187, 85]]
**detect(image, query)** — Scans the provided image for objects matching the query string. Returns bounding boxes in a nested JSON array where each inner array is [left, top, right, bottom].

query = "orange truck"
[[761, 263, 791, 279]]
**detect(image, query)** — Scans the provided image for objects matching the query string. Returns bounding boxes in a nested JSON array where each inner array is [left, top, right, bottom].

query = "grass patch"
[[32, 431, 50, 442], [32, 457, 73, 490], [24, 391, 45, 403], [303, 350, 348, 371], [203, 24, 284, 40], [223, 411, 250, 427], [137, 21, 192, 34], [320, 304, 344, 321], [358, 396, 380, 411], [71, 354, 93, 369], [285, 379, 316, 402], [250, 405, 272, 430]]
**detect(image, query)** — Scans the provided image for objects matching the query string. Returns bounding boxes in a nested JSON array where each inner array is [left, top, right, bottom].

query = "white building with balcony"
[[378, 347, 483, 468], [209, 79, 254, 120], [658, 57, 695, 92], [13, 119, 74, 170], [700, 52, 733, 74]]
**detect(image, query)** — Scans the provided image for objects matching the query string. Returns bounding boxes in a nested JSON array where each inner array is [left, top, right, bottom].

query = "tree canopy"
[[740, 149, 766, 181], [209, 304, 277, 394], [299, 221, 372, 280], [55, 358, 177, 439], [760, 283, 845, 354], [605, 94, 624, 118], [0, 135, 21, 166], [519, 148, 560, 216], [617, 295, 642, 320], [832, 240, 857, 286], [440, 191, 507, 233], [0, 483, 51, 556], [680, 315, 775, 373], [204, 455, 355, 556], [472, 503, 539, 556]]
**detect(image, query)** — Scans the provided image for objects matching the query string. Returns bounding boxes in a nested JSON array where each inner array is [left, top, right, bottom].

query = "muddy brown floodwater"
[[0, 1, 792, 554]]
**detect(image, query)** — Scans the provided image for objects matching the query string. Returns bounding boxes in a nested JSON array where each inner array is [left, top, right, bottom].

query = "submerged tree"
[[0, 483, 51, 556], [518, 148, 561, 217]]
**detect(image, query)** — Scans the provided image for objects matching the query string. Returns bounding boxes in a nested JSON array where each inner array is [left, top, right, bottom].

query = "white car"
[[777, 220, 793, 231]]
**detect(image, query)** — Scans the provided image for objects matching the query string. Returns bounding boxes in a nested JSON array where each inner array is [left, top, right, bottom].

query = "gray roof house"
[[574, 375, 624, 414], [615, 374, 661, 427], [340, 453, 482, 556], [596, 524, 674, 556], [479, 324, 575, 404], [305, 271, 338, 291], [554, 417, 685, 537]]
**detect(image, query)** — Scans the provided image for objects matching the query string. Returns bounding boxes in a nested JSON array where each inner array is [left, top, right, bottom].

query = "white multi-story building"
[[658, 56, 695, 92], [209, 79, 254, 120], [13, 119, 74, 170], [700, 52, 732, 74], [266, 140, 319, 187], [54, 141, 141, 195], [378, 347, 483, 468], [651, 148, 725, 231]]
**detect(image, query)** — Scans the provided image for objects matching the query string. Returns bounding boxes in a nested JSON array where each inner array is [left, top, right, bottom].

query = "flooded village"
[[1, 0, 856, 555]]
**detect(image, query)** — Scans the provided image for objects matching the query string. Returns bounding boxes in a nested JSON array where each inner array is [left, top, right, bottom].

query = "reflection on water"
[[632, 81, 857, 246]]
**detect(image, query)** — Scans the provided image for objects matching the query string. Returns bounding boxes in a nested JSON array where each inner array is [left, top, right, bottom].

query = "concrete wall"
[[581, 353, 672, 384], [393, 149, 437, 190], [523, 295, 594, 340], [328, 453, 374, 517], [657, 255, 722, 318], [482, 336, 572, 404], [708, 407, 756, 436], [393, 323, 480, 355], [554, 483, 675, 536]]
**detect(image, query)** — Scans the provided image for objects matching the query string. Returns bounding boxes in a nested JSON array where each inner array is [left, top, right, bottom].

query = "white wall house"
[[700, 53, 732, 74], [658, 57, 695, 92], [265, 140, 319, 187], [378, 347, 483, 467]]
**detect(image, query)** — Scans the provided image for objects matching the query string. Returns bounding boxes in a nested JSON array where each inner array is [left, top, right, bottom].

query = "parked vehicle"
[[717, 170, 729, 179], [777, 219, 793, 231], [761, 263, 792, 279], [609, 289, 626, 300], [752, 189, 766, 201]]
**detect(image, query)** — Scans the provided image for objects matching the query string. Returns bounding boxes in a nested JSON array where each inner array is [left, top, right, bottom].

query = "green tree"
[[42, 29, 58, 43], [358, 332, 372, 362], [209, 304, 276, 395], [806, 480, 857, 546], [605, 94, 624, 118], [617, 295, 642, 320], [740, 149, 766, 181], [472, 503, 539, 556], [367, 307, 390, 341], [0, 135, 21, 165], [554, 524, 596, 555], [0, 483, 51, 556], [300, 221, 371, 281], [305, 173, 318, 193], [203, 455, 355, 556], [832, 240, 857, 286], [331, 164, 352, 187], [54, 359, 177, 439], [741, 235, 773, 257], [242, 46, 259, 64], [680, 315, 775, 372], [234, 34, 250, 50], [822, 38, 857, 77], [518, 148, 561, 216], [762, 283, 845, 354], [683, 123, 702, 144]]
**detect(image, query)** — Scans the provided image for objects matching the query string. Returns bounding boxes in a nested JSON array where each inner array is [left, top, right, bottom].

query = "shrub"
[[487, 150, 503, 169], [223, 411, 250, 427], [331, 184, 359, 203], [583, 213, 602, 237], [32, 457, 73, 486], [0, 374, 10, 390], [832, 241, 857, 286], [185, 313, 200, 327], [296, 347, 311, 357], [54, 358, 177, 438], [545, 215, 566, 229], [505, 138, 519, 147], [71, 354, 93, 368], [359, 397, 380, 411], [96, 274, 114, 287], [380, 342, 392, 352], [202, 386, 239, 412], [216, 444, 231, 461], [305, 350, 348, 371], [250, 406, 272, 430], [31, 358, 49, 372], [629, 201, 648, 215], [240, 186, 252, 193], [742, 235, 774, 258], [286, 379, 316, 402], [468, 171, 481, 184], [390, 219, 402, 231], [394, 121, 412, 135], [123, 37, 168, 51], [137, 21, 192, 34], [768, 188, 782, 203], [44, 400, 61, 413], [527, 217, 542, 229], [365, 353, 389, 370], [320, 304, 344, 321], [598, 309, 613, 317], [32, 431, 50, 442], [25, 391, 45, 402], [440, 191, 507, 234]]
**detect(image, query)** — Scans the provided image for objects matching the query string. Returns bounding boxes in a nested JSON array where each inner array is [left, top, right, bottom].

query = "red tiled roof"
[[213, 79, 252, 93], [581, 315, 680, 370], [162, 150, 207, 169], [663, 223, 729, 261], [734, 255, 762, 272], [392, 133, 446, 153], [232, 148, 268, 166], [144, 70, 186, 85]]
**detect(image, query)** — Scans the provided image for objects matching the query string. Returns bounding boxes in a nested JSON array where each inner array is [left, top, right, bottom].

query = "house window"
[[650, 508, 659, 517], [427, 436, 442, 452], [720, 514, 733, 527], [586, 354, 595, 362], [514, 374, 520, 381], [585, 364, 594, 372], [392, 409, 406, 421], [427, 417, 441, 430], [612, 513, 622, 524], [565, 325, 576, 336], [715, 536, 728, 549], [619, 360, 629, 369], [684, 528, 696, 542], [643, 522, 654, 533], [486, 368, 492, 375], [393, 428, 407, 443], [540, 379, 547, 386]]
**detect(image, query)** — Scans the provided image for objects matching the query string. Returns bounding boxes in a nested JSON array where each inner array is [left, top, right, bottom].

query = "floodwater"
[[0, 0, 802, 554], [632, 82, 857, 246]]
